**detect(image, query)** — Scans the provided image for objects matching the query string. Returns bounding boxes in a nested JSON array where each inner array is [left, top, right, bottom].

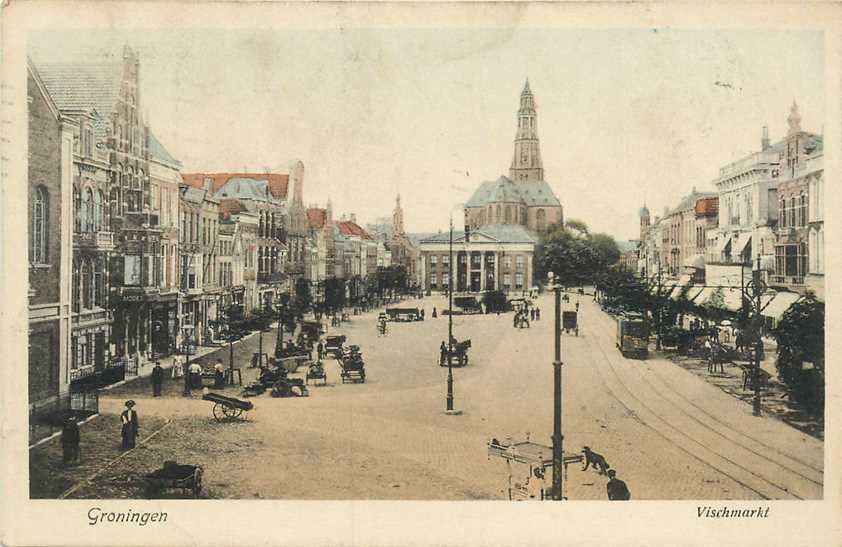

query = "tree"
[[535, 220, 623, 287], [773, 296, 824, 415]]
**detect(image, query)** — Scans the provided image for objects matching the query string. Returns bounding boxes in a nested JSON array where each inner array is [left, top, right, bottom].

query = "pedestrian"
[[432, 307, 437, 318], [61, 415, 80, 465], [317, 340, 325, 361], [536, 307, 541, 320], [189, 361, 203, 390], [606, 469, 631, 500], [421, 308, 425, 320], [171, 354, 183, 379], [151, 361, 164, 397], [182, 360, 192, 396], [513, 312, 519, 328], [120, 400, 139, 450], [213, 358, 225, 388], [439, 341, 447, 366]]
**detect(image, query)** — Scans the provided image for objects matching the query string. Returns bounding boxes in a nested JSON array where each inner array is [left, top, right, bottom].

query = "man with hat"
[[606, 469, 631, 500], [151, 361, 164, 397], [120, 400, 139, 450]]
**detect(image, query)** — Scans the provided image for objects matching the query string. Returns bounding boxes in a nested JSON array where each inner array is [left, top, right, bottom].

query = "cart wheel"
[[192, 468, 203, 498], [212, 403, 225, 422], [222, 405, 239, 421]]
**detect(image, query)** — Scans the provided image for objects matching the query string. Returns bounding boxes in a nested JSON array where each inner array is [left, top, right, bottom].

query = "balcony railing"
[[770, 275, 804, 286], [257, 271, 284, 284], [75, 231, 115, 250]]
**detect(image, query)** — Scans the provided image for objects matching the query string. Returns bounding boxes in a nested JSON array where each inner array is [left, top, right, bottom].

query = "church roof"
[[420, 223, 537, 245], [465, 176, 561, 208]]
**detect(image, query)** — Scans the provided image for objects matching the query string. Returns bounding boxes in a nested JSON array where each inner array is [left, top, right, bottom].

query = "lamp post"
[[548, 272, 563, 501], [655, 262, 663, 351], [446, 214, 455, 413], [749, 255, 766, 417]]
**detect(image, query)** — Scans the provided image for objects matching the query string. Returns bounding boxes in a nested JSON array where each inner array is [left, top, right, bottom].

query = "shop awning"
[[692, 287, 716, 305], [761, 291, 802, 319], [735, 234, 752, 256], [685, 286, 706, 302], [669, 274, 694, 300], [683, 254, 705, 269], [714, 235, 732, 256], [720, 287, 745, 312]]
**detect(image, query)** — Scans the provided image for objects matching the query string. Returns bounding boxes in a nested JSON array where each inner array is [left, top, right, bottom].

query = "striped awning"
[[669, 274, 694, 300], [761, 291, 802, 319]]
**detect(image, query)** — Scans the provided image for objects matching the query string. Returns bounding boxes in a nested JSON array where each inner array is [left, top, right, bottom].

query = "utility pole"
[[446, 215, 455, 413], [550, 274, 563, 501], [751, 254, 764, 416], [655, 263, 662, 351]]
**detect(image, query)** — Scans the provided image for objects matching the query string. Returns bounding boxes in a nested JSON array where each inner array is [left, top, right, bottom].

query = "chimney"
[[203, 177, 212, 191], [350, 213, 357, 224], [761, 126, 770, 151]]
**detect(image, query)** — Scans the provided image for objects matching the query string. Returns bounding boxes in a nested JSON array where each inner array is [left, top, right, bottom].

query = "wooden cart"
[[202, 392, 254, 422]]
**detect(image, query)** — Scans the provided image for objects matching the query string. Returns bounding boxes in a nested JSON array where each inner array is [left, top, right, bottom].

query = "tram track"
[[586, 312, 823, 493], [574, 306, 815, 500]]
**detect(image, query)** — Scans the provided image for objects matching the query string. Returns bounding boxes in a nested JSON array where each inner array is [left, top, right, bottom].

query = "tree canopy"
[[535, 220, 622, 286]]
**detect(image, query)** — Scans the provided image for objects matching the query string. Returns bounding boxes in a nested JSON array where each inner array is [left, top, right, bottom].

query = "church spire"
[[510, 79, 543, 182], [392, 193, 405, 235]]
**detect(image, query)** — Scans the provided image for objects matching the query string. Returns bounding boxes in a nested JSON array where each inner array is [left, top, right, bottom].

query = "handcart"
[[305, 361, 327, 386], [202, 392, 254, 422], [144, 461, 204, 499]]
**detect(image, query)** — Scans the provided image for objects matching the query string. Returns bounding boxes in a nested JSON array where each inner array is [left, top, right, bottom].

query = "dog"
[[582, 446, 610, 475]]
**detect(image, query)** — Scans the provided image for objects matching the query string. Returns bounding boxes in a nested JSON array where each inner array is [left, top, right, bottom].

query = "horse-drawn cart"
[[306, 361, 327, 386], [144, 462, 204, 499], [442, 339, 471, 367], [339, 345, 366, 383], [202, 392, 254, 422]]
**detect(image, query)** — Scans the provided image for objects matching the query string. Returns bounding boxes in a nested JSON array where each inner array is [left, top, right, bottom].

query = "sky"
[[30, 28, 825, 240]]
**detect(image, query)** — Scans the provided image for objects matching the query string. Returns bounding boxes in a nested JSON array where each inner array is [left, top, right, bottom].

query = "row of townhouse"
[[637, 102, 825, 308], [25, 46, 313, 423]]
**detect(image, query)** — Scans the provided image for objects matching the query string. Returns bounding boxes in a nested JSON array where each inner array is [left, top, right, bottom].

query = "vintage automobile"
[[339, 345, 366, 383]]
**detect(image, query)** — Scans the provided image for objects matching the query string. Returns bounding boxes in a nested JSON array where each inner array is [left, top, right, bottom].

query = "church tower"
[[392, 193, 405, 235], [510, 79, 544, 182]]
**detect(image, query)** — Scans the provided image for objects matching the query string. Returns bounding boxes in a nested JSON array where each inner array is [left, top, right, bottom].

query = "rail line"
[[587, 312, 823, 491], [573, 311, 809, 500]]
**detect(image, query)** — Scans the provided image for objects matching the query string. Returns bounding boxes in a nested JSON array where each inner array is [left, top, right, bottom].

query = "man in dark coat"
[[120, 400, 139, 450], [61, 416, 80, 465], [439, 342, 447, 366], [606, 470, 631, 500], [151, 361, 164, 397]]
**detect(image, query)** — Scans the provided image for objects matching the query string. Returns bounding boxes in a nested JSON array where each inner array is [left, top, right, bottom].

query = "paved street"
[[40, 293, 823, 500]]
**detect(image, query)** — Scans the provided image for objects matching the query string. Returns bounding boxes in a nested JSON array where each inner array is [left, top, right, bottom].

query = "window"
[[789, 197, 796, 228], [516, 256, 524, 272], [505, 206, 512, 224], [81, 259, 92, 309], [31, 186, 48, 263], [442, 273, 449, 286], [536, 209, 546, 231], [799, 193, 807, 227], [504, 256, 512, 270], [430, 255, 437, 265], [460, 254, 467, 264], [94, 259, 104, 307], [72, 261, 80, 312], [442, 255, 449, 265], [503, 274, 511, 288], [515, 273, 524, 289]]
